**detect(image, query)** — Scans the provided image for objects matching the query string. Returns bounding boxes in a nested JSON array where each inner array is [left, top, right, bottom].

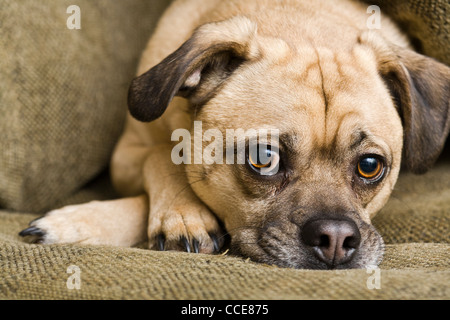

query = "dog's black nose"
[[302, 219, 361, 268]]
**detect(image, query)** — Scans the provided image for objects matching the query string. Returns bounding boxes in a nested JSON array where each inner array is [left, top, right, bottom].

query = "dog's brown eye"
[[357, 156, 383, 180], [247, 145, 280, 176], [249, 151, 271, 168]]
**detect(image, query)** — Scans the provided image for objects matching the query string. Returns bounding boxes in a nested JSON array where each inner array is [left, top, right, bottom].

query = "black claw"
[[181, 236, 191, 253], [192, 239, 200, 254], [19, 227, 45, 237], [157, 234, 165, 251], [209, 233, 220, 253]]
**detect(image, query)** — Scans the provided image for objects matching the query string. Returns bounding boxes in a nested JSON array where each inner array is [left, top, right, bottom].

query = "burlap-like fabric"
[[0, 242, 448, 300], [0, 0, 171, 213], [373, 155, 450, 244], [1, 158, 449, 300], [363, 0, 450, 65]]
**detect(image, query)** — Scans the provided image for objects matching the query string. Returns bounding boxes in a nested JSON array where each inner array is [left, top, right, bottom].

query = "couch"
[[0, 0, 448, 300]]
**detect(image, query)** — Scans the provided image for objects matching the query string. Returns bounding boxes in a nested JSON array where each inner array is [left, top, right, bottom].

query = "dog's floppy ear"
[[128, 17, 259, 122], [375, 42, 450, 174]]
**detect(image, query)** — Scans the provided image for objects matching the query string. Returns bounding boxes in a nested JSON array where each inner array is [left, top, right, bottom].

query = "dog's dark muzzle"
[[229, 207, 384, 270]]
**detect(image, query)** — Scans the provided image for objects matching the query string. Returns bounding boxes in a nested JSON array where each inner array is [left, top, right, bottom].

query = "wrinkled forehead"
[[198, 43, 400, 149]]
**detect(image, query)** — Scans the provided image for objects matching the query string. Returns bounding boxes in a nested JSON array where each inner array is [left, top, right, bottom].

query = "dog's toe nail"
[[209, 233, 220, 253], [192, 238, 200, 253], [19, 227, 45, 244], [157, 234, 165, 251], [19, 226, 45, 237], [181, 236, 191, 253]]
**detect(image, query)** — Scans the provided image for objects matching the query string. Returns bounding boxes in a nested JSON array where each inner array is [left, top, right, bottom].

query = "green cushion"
[[363, 0, 450, 65], [373, 155, 450, 244], [0, 0, 171, 212], [1, 156, 449, 299]]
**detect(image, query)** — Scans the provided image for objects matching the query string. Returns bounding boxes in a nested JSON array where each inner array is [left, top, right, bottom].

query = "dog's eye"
[[357, 156, 384, 181], [249, 149, 271, 168], [248, 145, 280, 176]]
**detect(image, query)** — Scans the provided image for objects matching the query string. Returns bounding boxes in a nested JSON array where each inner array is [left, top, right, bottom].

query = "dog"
[[20, 0, 450, 269]]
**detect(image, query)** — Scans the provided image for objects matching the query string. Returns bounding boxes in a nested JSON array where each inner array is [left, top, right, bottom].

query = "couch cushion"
[[363, 0, 450, 66], [0, 0, 171, 213], [1, 157, 449, 299], [0, 0, 449, 301], [373, 152, 450, 244], [0, 222, 448, 299]]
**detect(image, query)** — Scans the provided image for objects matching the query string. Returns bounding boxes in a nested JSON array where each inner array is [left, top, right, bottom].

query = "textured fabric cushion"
[[373, 153, 450, 244], [364, 0, 450, 66], [0, 0, 171, 213], [0, 241, 448, 300], [1, 158, 449, 300]]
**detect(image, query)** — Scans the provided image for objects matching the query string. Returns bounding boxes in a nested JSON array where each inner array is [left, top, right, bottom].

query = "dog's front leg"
[[19, 195, 149, 247], [142, 143, 223, 253]]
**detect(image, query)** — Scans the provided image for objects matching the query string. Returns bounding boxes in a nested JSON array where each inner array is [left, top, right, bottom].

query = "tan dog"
[[20, 0, 450, 269]]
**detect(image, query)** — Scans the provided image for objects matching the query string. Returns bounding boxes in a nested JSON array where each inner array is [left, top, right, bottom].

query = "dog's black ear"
[[380, 47, 450, 174], [128, 17, 259, 122]]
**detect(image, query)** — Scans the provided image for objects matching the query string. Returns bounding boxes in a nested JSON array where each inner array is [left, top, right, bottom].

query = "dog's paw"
[[19, 197, 149, 247], [19, 203, 102, 245], [148, 200, 226, 254]]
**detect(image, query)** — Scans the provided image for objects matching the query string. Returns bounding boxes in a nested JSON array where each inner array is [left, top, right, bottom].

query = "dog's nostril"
[[343, 236, 358, 249], [319, 235, 330, 247], [302, 218, 361, 268]]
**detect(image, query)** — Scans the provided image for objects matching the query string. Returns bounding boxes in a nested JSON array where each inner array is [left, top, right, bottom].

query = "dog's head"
[[128, 17, 450, 269]]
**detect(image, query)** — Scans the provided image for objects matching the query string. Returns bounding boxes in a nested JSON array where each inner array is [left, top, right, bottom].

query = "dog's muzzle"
[[230, 209, 384, 270]]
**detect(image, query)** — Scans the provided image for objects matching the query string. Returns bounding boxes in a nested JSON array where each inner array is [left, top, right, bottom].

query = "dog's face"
[[185, 43, 403, 269], [129, 17, 450, 269]]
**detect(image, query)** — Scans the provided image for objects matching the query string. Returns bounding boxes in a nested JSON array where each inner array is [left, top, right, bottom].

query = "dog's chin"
[[229, 221, 385, 270]]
